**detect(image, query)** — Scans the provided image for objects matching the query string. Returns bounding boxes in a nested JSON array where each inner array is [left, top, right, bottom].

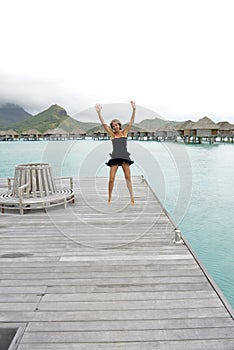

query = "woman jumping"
[[95, 101, 136, 205]]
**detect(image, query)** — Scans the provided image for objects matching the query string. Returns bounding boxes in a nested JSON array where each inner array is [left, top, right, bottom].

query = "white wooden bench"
[[0, 163, 75, 215]]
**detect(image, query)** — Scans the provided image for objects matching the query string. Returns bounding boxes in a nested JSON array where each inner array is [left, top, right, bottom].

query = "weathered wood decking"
[[0, 176, 233, 349]]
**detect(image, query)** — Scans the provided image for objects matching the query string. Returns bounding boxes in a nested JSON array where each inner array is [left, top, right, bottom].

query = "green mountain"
[[12, 104, 70, 133], [60, 119, 99, 133], [7, 104, 98, 133], [0, 103, 32, 129]]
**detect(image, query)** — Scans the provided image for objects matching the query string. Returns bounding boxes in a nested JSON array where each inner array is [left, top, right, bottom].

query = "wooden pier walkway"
[[0, 176, 233, 349]]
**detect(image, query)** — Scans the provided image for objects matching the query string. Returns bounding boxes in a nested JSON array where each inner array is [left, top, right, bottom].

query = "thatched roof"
[[21, 129, 42, 136], [156, 122, 178, 132], [217, 121, 234, 130], [0, 130, 6, 135], [176, 121, 187, 129], [177, 120, 195, 130], [5, 129, 19, 136], [191, 117, 218, 130]]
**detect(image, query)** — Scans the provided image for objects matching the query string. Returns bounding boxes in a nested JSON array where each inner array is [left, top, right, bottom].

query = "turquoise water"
[[0, 140, 234, 309]]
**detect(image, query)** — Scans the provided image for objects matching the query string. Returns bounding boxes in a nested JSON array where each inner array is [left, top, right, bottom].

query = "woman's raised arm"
[[95, 104, 114, 137], [123, 101, 136, 135]]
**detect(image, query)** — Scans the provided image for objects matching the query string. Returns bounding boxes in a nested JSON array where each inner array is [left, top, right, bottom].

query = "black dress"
[[106, 137, 134, 167]]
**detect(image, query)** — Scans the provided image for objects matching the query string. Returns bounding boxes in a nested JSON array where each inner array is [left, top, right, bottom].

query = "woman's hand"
[[130, 101, 136, 110], [95, 103, 102, 113]]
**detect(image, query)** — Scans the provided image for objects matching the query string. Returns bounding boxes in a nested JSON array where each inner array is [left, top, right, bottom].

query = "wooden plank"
[[39, 290, 217, 302], [0, 282, 212, 294], [0, 294, 41, 302], [0, 308, 230, 323], [36, 299, 223, 311], [19, 328, 234, 343], [45, 282, 213, 293], [17, 340, 234, 350], [0, 268, 205, 279], [0, 276, 209, 287], [0, 302, 38, 311], [26, 318, 234, 332]]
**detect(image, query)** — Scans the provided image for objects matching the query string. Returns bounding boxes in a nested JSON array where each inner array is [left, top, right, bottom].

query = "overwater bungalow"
[[192, 116, 219, 143], [155, 122, 179, 141], [2, 129, 19, 141], [20, 129, 42, 141], [177, 117, 219, 143], [176, 120, 196, 142], [88, 125, 109, 140], [69, 127, 86, 139], [126, 125, 152, 140], [43, 128, 69, 140], [216, 121, 234, 142]]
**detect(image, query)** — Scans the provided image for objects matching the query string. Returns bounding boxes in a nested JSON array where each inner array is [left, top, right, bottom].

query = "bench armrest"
[[18, 183, 29, 197], [18, 183, 29, 214], [54, 176, 73, 189]]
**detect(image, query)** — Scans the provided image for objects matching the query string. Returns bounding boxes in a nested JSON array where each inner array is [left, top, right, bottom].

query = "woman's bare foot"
[[131, 197, 135, 205], [108, 196, 112, 204]]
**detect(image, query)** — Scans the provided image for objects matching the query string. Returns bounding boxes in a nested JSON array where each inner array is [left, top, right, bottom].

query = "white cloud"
[[0, 0, 234, 122]]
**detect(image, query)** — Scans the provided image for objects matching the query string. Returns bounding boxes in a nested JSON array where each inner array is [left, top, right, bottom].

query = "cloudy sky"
[[1, 0, 234, 123]]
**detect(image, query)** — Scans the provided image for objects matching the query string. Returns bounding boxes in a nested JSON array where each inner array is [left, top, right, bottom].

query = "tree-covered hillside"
[[0, 103, 32, 129], [2, 104, 98, 133]]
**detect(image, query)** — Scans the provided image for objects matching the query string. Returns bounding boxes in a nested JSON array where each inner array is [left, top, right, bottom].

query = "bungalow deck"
[[0, 176, 233, 350]]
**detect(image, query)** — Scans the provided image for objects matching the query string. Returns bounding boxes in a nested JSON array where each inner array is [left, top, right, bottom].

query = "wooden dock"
[[0, 176, 233, 349]]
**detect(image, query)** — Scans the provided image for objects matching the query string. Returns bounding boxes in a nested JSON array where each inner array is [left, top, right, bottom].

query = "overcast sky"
[[1, 0, 234, 123]]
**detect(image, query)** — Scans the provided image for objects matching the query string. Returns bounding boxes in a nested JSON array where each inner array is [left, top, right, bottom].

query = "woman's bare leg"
[[122, 163, 134, 205], [108, 165, 119, 204]]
